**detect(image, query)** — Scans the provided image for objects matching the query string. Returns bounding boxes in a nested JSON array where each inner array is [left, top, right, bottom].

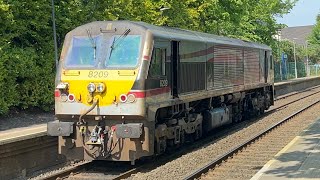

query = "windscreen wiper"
[[108, 29, 131, 59], [111, 29, 131, 49], [108, 37, 116, 60], [86, 29, 96, 60]]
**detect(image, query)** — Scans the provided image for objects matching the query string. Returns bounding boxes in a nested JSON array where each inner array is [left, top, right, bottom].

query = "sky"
[[276, 0, 320, 27]]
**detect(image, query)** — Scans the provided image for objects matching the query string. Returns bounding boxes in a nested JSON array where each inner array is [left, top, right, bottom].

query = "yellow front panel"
[[61, 69, 138, 107]]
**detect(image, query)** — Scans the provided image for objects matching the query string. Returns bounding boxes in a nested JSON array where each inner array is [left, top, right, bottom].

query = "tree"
[[279, 40, 305, 62], [308, 14, 320, 63], [0, 0, 55, 113], [190, 0, 297, 45]]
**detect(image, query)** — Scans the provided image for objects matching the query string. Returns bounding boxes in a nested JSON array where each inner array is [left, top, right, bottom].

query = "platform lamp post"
[[160, 6, 170, 11], [293, 38, 298, 79], [305, 40, 309, 77], [51, 0, 58, 70], [159, 6, 170, 26], [277, 29, 282, 81]]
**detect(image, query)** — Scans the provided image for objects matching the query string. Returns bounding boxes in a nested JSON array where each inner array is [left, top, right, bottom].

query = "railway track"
[[42, 161, 90, 180], [269, 86, 320, 112], [41, 145, 197, 180], [274, 84, 320, 101], [184, 99, 320, 180], [41, 161, 138, 180], [130, 87, 320, 180], [30, 87, 320, 180]]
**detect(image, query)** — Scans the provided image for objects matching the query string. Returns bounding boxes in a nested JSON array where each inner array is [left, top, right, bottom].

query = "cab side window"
[[149, 48, 166, 77]]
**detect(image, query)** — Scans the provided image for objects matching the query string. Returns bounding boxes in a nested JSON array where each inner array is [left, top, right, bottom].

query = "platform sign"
[[281, 53, 288, 80]]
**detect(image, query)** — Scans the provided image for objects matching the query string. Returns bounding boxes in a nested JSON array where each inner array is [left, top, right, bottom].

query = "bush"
[[0, 0, 55, 114], [0, 46, 55, 114]]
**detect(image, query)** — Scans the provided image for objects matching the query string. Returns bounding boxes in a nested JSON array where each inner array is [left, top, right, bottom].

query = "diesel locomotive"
[[48, 21, 274, 165]]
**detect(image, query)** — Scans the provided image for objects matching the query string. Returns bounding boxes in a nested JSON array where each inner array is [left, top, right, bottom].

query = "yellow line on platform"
[[250, 136, 301, 180]]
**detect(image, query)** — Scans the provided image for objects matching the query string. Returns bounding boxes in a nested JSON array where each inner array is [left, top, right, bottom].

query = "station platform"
[[274, 76, 320, 86], [251, 118, 320, 180], [0, 124, 47, 145], [274, 76, 320, 98]]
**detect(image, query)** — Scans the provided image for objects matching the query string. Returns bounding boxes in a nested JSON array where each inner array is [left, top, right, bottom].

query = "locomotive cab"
[[49, 21, 155, 163], [55, 22, 149, 117]]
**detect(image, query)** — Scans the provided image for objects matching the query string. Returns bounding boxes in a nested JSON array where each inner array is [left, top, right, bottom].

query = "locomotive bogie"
[[58, 120, 154, 163]]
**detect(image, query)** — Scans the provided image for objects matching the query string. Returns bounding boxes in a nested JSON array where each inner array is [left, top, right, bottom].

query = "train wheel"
[[180, 130, 185, 145], [195, 125, 202, 140], [155, 137, 166, 154], [166, 139, 176, 153]]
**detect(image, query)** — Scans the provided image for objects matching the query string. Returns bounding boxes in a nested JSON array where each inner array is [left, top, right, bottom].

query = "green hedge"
[[0, 46, 55, 114], [0, 0, 55, 114]]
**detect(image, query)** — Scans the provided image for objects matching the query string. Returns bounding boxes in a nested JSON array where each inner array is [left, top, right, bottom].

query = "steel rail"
[[112, 167, 140, 180], [43, 161, 139, 180], [269, 89, 320, 112], [43, 162, 91, 180], [184, 99, 320, 180]]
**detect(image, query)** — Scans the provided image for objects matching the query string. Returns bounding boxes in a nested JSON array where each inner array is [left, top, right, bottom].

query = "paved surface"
[[274, 76, 319, 86], [251, 118, 320, 180], [0, 124, 60, 180], [0, 124, 47, 145], [274, 76, 320, 98]]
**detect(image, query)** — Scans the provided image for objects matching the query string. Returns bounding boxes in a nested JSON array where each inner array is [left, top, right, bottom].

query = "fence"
[[309, 65, 320, 77], [274, 61, 320, 82]]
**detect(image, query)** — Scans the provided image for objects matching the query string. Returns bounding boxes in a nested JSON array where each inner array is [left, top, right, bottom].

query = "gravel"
[[28, 160, 90, 180], [202, 102, 320, 180], [132, 87, 320, 180]]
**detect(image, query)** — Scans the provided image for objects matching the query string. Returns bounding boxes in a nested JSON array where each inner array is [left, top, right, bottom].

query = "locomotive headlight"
[[127, 94, 136, 103], [87, 83, 96, 93], [96, 83, 105, 93]]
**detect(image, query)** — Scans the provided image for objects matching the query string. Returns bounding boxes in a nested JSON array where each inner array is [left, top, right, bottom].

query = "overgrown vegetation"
[[307, 14, 320, 63], [0, 0, 297, 114], [274, 13, 320, 67]]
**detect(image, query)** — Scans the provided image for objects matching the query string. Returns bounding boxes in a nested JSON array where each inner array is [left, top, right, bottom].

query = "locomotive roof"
[[132, 21, 271, 50], [75, 21, 271, 50]]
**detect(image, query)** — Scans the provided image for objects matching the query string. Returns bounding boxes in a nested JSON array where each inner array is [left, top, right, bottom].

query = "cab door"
[[146, 40, 170, 97], [264, 51, 268, 83], [171, 41, 179, 98]]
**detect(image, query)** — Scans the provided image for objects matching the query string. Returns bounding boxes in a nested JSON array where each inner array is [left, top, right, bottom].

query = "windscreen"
[[106, 35, 141, 68], [65, 36, 101, 67]]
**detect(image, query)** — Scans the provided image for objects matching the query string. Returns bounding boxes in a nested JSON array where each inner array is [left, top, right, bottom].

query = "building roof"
[[280, 25, 314, 45]]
